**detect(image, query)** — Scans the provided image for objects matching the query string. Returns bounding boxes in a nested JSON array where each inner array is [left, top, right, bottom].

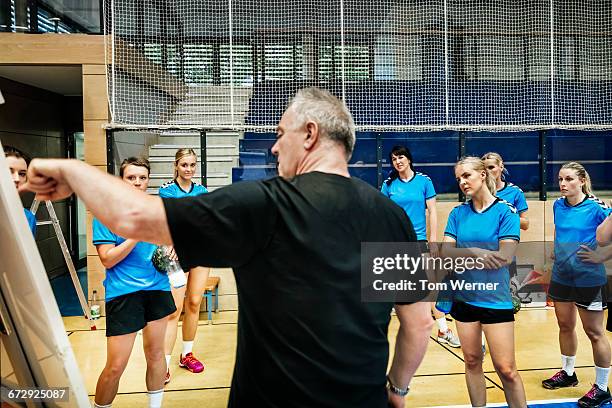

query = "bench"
[[203, 276, 220, 324]]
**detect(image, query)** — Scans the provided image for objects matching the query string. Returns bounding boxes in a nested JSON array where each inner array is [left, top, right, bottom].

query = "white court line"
[[432, 398, 578, 408]]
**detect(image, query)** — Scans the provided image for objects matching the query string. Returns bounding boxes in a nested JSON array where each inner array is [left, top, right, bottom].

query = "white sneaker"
[[437, 329, 461, 348]]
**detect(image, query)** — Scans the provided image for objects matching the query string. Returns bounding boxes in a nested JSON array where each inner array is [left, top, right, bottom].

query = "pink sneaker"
[[179, 352, 205, 373]]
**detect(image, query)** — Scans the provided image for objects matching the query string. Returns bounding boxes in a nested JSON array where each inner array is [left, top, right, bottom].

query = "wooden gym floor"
[[59, 307, 611, 407]]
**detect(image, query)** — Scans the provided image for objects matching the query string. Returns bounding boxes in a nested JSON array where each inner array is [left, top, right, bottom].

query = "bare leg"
[[164, 279, 187, 358], [455, 321, 487, 407], [483, 322, 527, 407], [94, 332, 138, 405], [182, 266, 210, 342], [143, 317, 170, 392], [577, 308, 610, 368], [554, 301, 578, 357]]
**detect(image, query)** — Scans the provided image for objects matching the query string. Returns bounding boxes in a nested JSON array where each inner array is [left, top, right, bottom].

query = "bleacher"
[[233, 82, 612, 194], [244, 81, 612, 127]]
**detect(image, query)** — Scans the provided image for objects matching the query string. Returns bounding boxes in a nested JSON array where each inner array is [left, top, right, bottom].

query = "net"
[[104, 0, 612, 131]]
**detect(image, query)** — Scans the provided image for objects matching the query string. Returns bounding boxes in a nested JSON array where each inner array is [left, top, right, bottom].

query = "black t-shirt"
[[163, 171, 416, 408]]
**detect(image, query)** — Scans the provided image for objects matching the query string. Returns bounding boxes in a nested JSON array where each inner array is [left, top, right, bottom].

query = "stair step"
[[180, 99, 250, 106], [149, 173, 228, 179], [159, 131, 200, 136], [150, 146, 238, 157], [151, 144, 236, 149], [186, 86, 252, 96], [150, 159, 238, 174], [167, 118, 246, 125], [148, 175, 231, 188], [149, 156, 235, 163], [173, 111, 248, 116]]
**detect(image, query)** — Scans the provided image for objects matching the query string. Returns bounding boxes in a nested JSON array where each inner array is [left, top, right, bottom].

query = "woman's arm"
[[96, 239, 139, 269], [440, 236, 507, 269], [519, 211, 529, 231], [425, 198, 439, 256], [596, 215, 612, 246]]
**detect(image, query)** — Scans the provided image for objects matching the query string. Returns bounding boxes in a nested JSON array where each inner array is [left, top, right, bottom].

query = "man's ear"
[[304, 121, 319, 150]]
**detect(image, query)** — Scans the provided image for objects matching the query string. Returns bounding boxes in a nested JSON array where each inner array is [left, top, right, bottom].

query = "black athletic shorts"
[[450, 301, 515, 324], [106, 290, 176, 337], [548, 281, 608, 311]]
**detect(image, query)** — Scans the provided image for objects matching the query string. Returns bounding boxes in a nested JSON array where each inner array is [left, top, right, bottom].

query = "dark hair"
[[385, 145, 415, 186], [3, 145, 31, 165], [119, 157, 150, 177]]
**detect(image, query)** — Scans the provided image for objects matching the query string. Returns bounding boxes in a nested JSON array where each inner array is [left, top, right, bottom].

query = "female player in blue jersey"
[[542, 162, 611, 408], [4, 146, 36, 234], [159, 148, 209, 382], [382, 145, 460, 348], [441, 156, 526, 407], [93, 157, 175, 408], [482, 152, 529, 231], [481, 152, 529, 356]]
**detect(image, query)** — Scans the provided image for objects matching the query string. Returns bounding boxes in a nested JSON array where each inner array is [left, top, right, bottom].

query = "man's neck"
[[295, 145, 350, 178]]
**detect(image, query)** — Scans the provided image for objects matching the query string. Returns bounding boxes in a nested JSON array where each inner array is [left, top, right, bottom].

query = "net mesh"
[[104, 0, 612, 131]]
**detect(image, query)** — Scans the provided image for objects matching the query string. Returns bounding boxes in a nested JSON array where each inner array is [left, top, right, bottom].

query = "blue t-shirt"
[[92, 218, 170, 301], [553, 195, 611, 287], [444, 198, 520, 309], [496, 182, 528, 214], [381, 172, 436, 241], [158, 180, 208, 198], [24, 208, 36, 235]]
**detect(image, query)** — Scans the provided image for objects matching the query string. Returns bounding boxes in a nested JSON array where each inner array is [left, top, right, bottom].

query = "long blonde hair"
[[456, 156, 497, 196], [173, 148, 197, 179], [560, 161, 592, 196]]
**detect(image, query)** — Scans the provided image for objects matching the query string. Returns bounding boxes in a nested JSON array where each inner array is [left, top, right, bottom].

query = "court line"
[[65, 328, 106, 333], [88, 385, 231, 397], [65, 320, 239, 333], [432, 397, 579, 408], [430, 336, 505, 391]]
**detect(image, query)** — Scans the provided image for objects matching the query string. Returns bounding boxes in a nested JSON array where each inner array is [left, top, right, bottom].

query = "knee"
[[584, 327, 604, 342], [103, 360, 127, 379], [144, 345, 165, 363], [423, 317, 435, 332], [495, 365, 520, 384], [463, 354, 483, 372], [557, 320, 575, 333], [185, 295, 203, 312]]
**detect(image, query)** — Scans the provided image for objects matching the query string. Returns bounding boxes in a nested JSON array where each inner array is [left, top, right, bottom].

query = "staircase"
[[146, 85, 252, 194]]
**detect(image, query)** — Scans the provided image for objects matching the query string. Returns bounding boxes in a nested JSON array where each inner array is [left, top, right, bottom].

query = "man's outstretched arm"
[[21, 159, 172, 245]]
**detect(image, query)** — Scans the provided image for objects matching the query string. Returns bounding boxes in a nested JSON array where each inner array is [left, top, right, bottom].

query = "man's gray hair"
[[287, 87, 356, 160]]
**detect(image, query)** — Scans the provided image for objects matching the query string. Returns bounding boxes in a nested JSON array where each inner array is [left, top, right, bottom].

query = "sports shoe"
[[179, 352, 205, 373], [578, 385, 612, 408], [164, 369, 170, 385], [437, 329, 461, 348], [542, 370, 579, 389]]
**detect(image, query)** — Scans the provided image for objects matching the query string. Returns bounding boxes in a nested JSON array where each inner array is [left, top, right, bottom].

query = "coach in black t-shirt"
[[23, 88, 433, 408]]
